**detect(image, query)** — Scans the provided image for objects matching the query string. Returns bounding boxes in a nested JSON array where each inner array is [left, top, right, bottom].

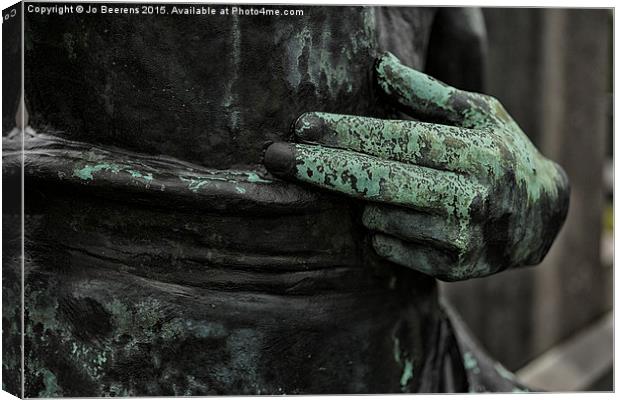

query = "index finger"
[[264, 142, 487, 219], [293, 112, 503, 176]]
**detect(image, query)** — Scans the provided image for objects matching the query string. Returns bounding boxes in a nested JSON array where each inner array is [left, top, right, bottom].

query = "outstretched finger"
[[375, 52, 509, 129], [264, 142, 487, 218]]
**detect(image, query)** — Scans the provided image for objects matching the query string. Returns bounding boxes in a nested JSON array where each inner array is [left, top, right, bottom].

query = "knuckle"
[[361, 205, 383, 229], [293, 112, 323, 142], [484, 94, 501, 106]]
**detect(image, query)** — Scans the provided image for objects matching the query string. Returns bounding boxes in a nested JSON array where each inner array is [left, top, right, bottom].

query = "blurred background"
[[440, 8, 613, 392]]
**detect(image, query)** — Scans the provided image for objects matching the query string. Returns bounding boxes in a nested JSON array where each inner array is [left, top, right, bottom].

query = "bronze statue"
[[2, 5, 569, 396]]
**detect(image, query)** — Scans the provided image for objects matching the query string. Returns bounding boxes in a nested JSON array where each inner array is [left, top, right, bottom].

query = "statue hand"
[[264, 52, 570, 281]]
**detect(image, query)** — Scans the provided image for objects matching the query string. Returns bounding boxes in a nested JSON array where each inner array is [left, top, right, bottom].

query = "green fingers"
[[362, 205, 477, 254], [375, 51, 508, 129], [375, 52, 453, 118], [293, 112, 503, 176], [262, 51, 570, 282], [264, 142, 486, 218]]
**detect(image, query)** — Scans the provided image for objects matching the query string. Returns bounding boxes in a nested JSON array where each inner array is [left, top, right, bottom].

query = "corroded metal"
[[3, 5, 563, 396], [265, 52, 569, 281]]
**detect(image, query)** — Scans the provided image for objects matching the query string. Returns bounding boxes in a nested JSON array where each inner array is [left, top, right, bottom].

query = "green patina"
[[38, 368, 62, 398], [375, 52, 563, 205], [278, 53, 569, 281], [23, 283, 248, 396], [315, 29, 354, 94], [400, 360, 414, 388], [296, 110, 503, 204], [284, 10, 376, 96], [72, 161, 274, 200], [179, 176, 211, 192], [292, 140, 486, 279], [127, 169, 154, 183], [293, 144, 483, 220], [495, 363, 516, 380], [73, 163, 122, 180], [361, 7, 377, 49], [392, 334, 414, 391], [376, 52, 452, 112], [246, 172, 271, 184], [70, 151, 273, 197], [463, 352, 481, 374], [73, 163, 155, 185], [178, 171, 270, 193], [24, 286, 114, 391], [286, 25, 311, 88]]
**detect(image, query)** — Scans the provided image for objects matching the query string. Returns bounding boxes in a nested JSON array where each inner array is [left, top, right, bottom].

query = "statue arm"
[[425, 7, 488, 92]]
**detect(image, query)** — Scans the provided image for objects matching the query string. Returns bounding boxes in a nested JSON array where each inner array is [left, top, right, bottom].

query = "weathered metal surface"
[[2, 4, 567, 396], [265, 52, 569, 281]]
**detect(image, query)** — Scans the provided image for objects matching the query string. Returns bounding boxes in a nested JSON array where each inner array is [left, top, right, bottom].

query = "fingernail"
[[371, 233, 394, 258], [264, 142, 297, 178], [381, 51, 399, 62], [375, 52, 401, 96], [376, 51, 400, 73], [293, 112, 326, 143]]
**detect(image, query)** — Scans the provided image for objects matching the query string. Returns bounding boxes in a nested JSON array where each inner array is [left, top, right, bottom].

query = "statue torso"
[[19, 6, 452, 395], [26, 6, 435, 168]]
